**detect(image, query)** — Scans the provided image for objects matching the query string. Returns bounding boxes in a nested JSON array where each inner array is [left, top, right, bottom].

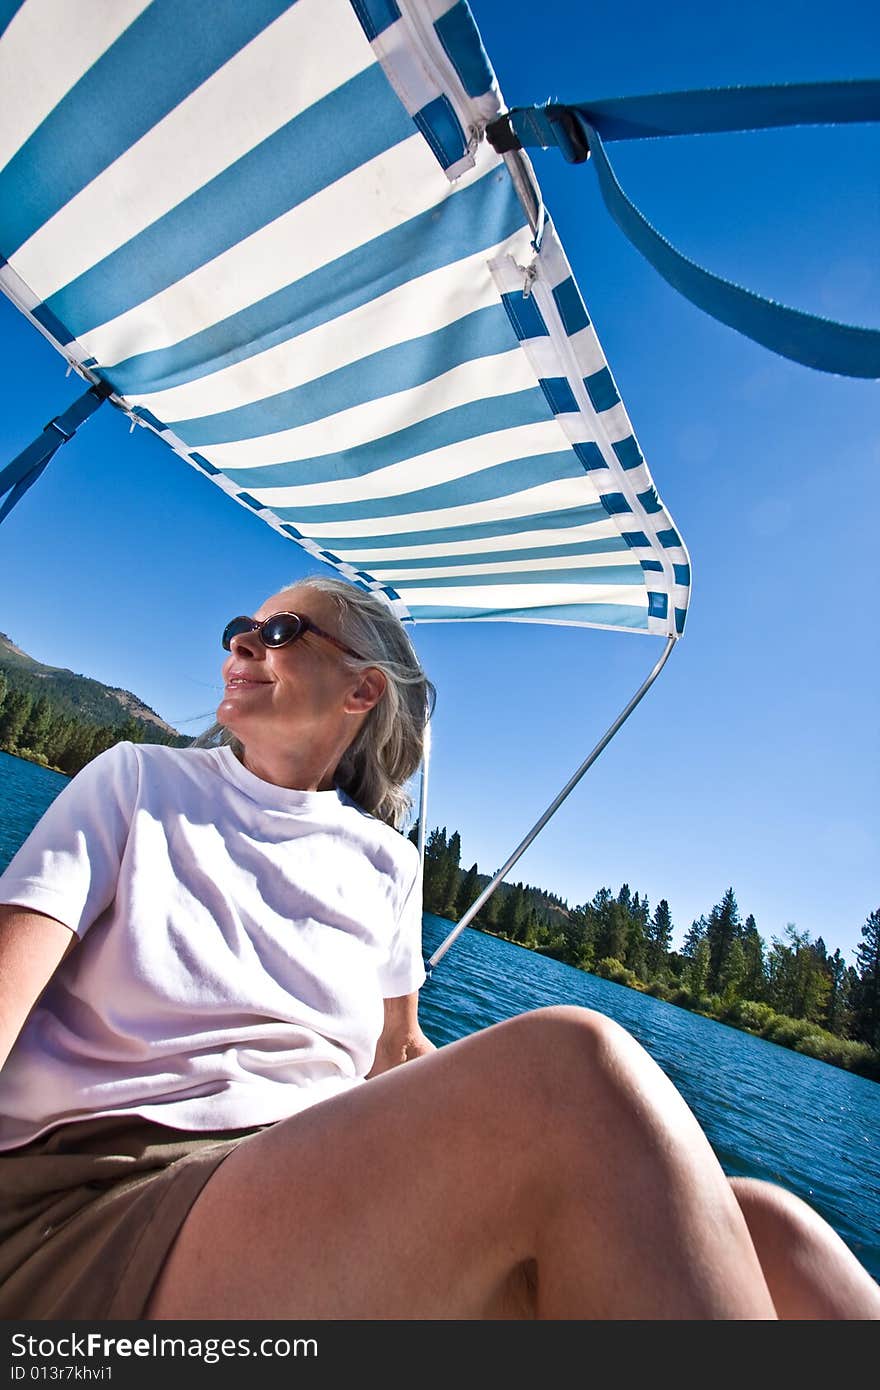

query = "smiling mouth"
[[225, 677, 271, 688]]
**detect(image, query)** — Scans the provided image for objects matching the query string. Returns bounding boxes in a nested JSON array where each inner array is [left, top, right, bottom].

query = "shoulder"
[[336, 794, 420, 881], [65, 738, 140, 791], [129, 742, 214, 771], [130, 741, 239, 775], [87, 742, 226, 794]]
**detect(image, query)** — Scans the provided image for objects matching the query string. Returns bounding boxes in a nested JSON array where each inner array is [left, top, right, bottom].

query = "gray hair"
[[195, 575, 434, 829]]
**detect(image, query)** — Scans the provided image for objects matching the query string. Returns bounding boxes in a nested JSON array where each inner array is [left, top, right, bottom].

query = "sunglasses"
[[221, 611, 364, 661]]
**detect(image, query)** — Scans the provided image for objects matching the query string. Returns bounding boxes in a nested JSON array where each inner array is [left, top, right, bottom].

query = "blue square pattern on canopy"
[[0, 0, 690, 641]]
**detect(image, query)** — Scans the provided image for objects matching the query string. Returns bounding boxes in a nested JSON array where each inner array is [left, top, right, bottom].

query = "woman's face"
[[217, 585, 380, 750]]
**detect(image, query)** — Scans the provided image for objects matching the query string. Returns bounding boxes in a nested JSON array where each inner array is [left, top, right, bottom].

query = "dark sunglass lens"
[[222, 617, 256, 650], [260, 613, 303, 647]]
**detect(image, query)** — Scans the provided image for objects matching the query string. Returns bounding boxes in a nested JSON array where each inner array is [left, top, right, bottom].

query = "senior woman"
[[0, 577, 878, 1321]]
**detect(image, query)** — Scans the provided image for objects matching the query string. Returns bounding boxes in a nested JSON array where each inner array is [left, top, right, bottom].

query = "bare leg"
[[730, 1178, 880, 1319], [146, 1006, 776, 1320]]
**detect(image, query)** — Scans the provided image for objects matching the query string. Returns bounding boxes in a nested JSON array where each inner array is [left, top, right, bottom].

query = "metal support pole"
[[425, 635, 676, 974], [416, 714, 432, 873]]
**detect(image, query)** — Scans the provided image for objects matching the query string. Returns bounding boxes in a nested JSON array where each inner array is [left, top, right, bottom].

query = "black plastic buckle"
[[485, 113, 522, 155]]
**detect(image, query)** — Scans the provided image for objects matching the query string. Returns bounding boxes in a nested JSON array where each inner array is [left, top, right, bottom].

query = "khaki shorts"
[[0, 1115, 265, 1319]]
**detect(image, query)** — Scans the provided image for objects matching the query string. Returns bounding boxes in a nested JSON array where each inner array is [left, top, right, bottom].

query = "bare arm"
[[0, 904, 77, 1073], [365, 992, 436, 1079]]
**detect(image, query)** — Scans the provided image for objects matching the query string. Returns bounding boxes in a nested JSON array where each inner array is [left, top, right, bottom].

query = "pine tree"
[[89, 724, 120, 760], [684, 938, 710, 996], [624, 908, 646, 978], [852, 908, 880, 1049], [632, 892, 650, 927], [421, 826, 449, 913], [499, 882, 527, 940], [441, 830, 462, 917], [682, 916, 707, 959], [478, 878, 502, 929], [56, 722, 102, 774], [646, 900, 673, 976], [719, 938, 746, 1004], [563, 903, 596, 970], [0, 687, 33, 749], [44, 716, 75, 768], [706, 888, 742, 993], [20, 695, 54, 751], [766, 926, 830, 1021], [823, 948, 849, 1036], [740, 915, 765, 1000], [558, 904, 589, 967], [594, 899, 628, 962], [522, 907, 539, 946], [844, 965, 862, 1038], [455, 862, 481, 920]]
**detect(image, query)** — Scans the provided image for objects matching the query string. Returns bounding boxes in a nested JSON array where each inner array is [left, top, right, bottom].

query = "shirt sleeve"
[[377, 841, 426, 997], [0, 741, 139, 938]]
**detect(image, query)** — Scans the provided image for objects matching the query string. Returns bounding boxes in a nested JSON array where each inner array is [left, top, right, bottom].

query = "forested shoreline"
[[0, 668, 186, 775], [414, 825, 880, 1081]]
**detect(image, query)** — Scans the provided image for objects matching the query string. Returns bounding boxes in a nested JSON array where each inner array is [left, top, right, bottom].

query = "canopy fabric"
[[0, 0, 690, 639]]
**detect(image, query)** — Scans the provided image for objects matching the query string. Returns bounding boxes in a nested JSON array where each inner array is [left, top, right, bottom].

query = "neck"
[[234, 732, 350, 792]]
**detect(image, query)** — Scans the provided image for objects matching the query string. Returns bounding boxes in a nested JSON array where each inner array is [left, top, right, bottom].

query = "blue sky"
[[0, 0, 877, 964]]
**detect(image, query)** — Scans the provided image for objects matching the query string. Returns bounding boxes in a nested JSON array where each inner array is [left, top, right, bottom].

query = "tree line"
[[0, 670, 184, 776], [413, 824, 880, 1081]]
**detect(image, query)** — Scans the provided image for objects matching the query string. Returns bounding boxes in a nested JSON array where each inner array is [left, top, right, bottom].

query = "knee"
[[498, 1005, 664, 1128], [490, 1006, 718, 1205], [729, 1177, 821, 1246], [510, 1003, 651, 1073], [728, 1177, 880, 1318], [727, 1177, 859, 1276]]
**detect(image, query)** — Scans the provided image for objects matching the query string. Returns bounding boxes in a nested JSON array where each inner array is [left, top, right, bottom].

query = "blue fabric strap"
[[505, 80, 880, 146], [494, 81, 880, 378], [0, 379, 112, 524], [577, 117, 880, 378]]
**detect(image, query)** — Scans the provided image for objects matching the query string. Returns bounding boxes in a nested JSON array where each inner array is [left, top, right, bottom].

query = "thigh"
[[146, 1005, 772, 1320], [146, 1009, 568, 1320]]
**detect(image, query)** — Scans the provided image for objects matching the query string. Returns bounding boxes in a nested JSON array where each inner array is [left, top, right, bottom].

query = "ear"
[[345, 666, 387, 715]]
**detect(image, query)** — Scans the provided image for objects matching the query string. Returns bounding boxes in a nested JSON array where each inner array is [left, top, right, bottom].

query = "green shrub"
[[726, 1000, 777, 1033], [534, 944, 568, 961], [645, 980, 671, 1001], [792, 1032, 874, 1068], [794, 1034, 844, 1065], [691, 995, 716, 1017], [763, 1015, 821, 1048], [16, 747, 49, 767], [596, 957, 639, 988]]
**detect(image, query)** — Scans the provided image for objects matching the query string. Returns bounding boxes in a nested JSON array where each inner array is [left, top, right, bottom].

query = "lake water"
[[2, 748, 878, 1281]]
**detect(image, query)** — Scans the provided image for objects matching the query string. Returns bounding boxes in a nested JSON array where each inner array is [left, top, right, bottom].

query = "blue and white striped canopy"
[[0, 0, 690, 638]]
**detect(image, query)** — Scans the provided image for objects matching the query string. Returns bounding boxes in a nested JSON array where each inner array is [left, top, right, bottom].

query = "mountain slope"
[[0, 631, 183, 738]]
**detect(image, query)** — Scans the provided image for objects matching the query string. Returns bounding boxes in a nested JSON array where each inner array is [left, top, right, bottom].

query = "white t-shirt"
[[0, 742, 425, 1150]]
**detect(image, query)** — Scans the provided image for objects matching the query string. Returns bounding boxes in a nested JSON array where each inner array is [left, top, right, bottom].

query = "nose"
[[228, 627, 266, 659]]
